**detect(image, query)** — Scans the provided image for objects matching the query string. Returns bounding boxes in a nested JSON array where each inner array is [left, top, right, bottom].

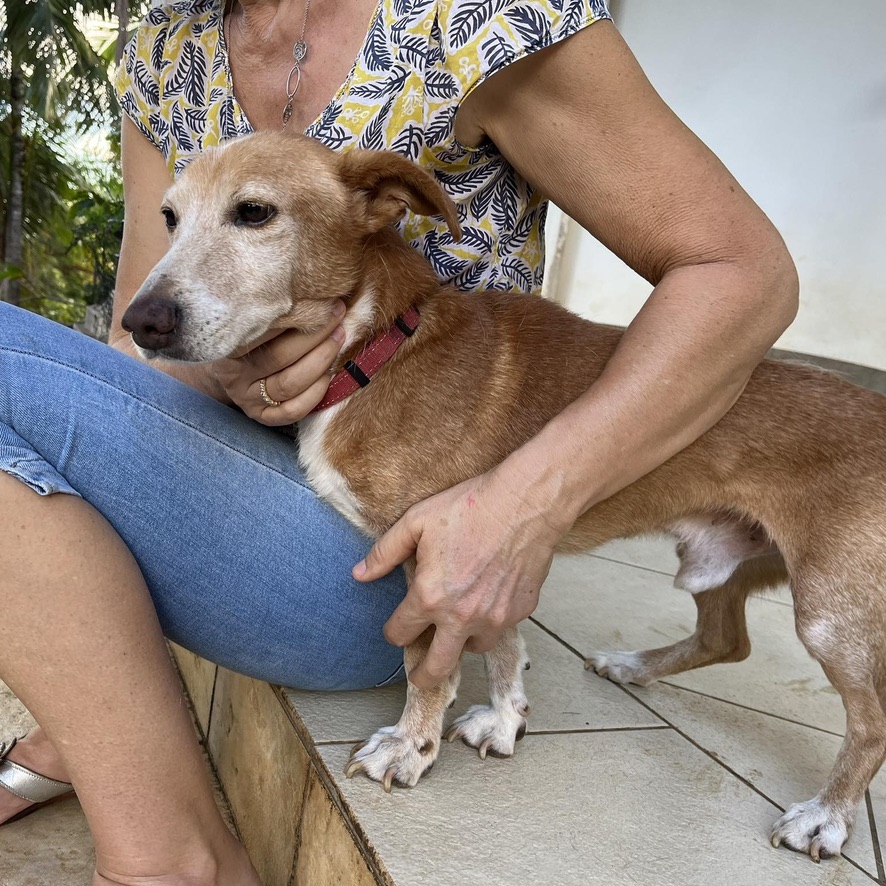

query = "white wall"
[[547, 0, 886, 371]]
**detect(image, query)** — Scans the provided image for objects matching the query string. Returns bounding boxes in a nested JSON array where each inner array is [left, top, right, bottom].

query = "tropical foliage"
[[0, 1, 147, 324]]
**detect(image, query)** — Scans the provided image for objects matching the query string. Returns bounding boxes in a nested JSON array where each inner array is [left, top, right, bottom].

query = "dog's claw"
[[770, 834, 781, 849], [345, 760, 364, 779], [478, 738, 492, 761], [383, 766, 396, 793], [350, 740, 368, 756], [444, 725, 458, 743]]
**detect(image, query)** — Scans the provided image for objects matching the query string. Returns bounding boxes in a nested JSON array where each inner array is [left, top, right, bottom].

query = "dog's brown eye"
[[161, 207, 177, 229], [235, 202, 276, 226]]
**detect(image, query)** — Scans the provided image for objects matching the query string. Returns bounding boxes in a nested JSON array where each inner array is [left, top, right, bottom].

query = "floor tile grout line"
[[528, 615, 584, 656], [589, 553, 793, 607], [657, 680, 846, 739], [866, 790, 886, 884], [313, 725, 676, 746], [589, 554, 676, 578], [532, 613, 841, 739], [533, 614, 879, 881], [614, 680, 879, 882]]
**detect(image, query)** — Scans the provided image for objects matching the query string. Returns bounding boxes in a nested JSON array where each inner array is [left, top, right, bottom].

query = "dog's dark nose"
[[122, 298, 180, 351]]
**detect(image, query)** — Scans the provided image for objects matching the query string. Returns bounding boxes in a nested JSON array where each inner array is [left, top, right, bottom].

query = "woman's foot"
[[0, 727, 73, 825], [93, 836, 261, 886]]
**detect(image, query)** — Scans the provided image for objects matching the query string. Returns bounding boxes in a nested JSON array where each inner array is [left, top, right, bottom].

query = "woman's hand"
[[353, 464, 574, 688], [213, 300, 346, 425]]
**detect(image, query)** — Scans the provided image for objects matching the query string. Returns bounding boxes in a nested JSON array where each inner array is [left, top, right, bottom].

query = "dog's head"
[[122, 132, 459, 362]]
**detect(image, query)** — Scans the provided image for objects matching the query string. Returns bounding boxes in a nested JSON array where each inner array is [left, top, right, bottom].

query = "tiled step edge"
[[170, 644, 391, 886]]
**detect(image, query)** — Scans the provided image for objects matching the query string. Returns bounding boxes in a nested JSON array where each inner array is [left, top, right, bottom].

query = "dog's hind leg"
[[586, 550, 787, 686], [444, 627, 530, 759], [771, 588, 886, 862], [346, 626, 461, 791]]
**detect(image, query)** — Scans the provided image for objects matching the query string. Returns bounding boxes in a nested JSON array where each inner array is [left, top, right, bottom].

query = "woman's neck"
[[229, 0, 305, 54]]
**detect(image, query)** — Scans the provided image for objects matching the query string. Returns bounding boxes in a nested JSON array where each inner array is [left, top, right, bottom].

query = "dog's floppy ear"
[[339, 150, 461, 240]]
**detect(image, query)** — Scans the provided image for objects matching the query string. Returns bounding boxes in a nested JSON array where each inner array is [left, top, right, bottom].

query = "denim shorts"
[[0, 302, 406, 690]]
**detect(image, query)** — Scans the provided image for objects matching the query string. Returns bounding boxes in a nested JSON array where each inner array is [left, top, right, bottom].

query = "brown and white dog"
[[122, 131, 886, 863]]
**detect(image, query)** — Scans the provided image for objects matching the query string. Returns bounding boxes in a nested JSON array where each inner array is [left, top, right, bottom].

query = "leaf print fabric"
[[116, 0, 610, 293]]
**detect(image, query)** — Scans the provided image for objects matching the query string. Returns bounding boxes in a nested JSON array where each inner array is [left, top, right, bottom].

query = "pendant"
[[282, 63, 303, 127], [293, 41, 307, 63]]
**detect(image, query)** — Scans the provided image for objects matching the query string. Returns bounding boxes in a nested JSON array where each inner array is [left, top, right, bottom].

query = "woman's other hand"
[[353, 463, 574, 688]]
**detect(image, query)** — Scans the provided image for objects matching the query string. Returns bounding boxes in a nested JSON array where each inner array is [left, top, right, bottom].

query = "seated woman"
[[0, 1, 797, 882]]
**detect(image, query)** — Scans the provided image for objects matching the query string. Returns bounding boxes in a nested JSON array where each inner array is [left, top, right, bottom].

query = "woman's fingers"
[[237, 301, 345, 375], [258, 327, 343, 404], [256, 372, 337, 426], [215, 301, 348, 423]]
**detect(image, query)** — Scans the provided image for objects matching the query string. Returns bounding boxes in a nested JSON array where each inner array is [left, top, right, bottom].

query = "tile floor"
[[291, 538, 885, 886], [1, 538, 884, 885]]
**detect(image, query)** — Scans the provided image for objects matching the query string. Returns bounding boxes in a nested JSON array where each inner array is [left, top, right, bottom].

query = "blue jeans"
[[0, 303, 406, 690]]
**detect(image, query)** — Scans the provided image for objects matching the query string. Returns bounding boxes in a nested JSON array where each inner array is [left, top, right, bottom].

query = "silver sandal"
[[0, 737, 74, 824]]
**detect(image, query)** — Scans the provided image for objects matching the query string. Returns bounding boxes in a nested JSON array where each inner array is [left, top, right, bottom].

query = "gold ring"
[[259, 378, 281, 408]]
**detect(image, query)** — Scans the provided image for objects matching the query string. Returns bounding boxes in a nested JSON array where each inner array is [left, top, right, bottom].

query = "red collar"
[[309, 305, 420, 414]]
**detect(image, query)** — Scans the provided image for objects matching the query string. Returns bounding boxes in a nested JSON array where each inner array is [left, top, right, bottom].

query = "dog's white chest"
[[297, 405, 371, 534]]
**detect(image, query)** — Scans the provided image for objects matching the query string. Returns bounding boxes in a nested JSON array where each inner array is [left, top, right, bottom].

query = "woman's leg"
[[0, 474, 257, 885], [0, 303, 406, 879]]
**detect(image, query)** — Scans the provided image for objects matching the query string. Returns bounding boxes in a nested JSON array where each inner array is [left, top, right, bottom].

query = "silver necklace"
[[225, 0, 312, 129], [282, 0, 311, 127]]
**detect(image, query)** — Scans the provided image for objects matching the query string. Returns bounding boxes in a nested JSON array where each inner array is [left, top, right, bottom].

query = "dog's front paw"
[[444, 702, 528, 759], [584, 650, 656, 686], [770, 798, 851, 862], [345, 726, 438, 792]]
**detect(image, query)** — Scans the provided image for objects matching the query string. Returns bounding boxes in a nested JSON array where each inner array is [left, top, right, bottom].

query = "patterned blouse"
[[116, 0, 610, 293]]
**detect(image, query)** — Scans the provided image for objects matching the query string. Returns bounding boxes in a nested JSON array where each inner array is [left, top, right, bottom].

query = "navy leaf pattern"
[[451, 259, 490, 291], [167, 41, 207, 107], [392, 124, 424, 161], [499, 209, 536, 255], [468, 165, 503, 219], [449, 225, 494, 253], [184, 106, 208, 130], [133, 59, 160, 108], [502, 257, 533, 291], [117, 0, 611, 295], [449, 0, 511, 51], [397, 35, 429, 67], [150, 28, 167, 73], [491, 175, 519, 230], [424, 69, 459, 99], [480, 33, 510, 71], [425, 105, 457, 147], [423, 232, 469, 279], [427, 15, 445, 65], [504, 6, 551, 47], [365, 11, 394, 71], [359, 104, 389, 150], [219, 94, 236, 138], [351, 79, 398, 99], [171, 104, 195, 152], [562, 0, 588, 35], [435, 164, 494, 197]]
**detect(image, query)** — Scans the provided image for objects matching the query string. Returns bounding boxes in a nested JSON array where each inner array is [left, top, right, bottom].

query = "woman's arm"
[[455, 19, 799, 514], [112, 116, 346, 419], [357, 21, 799, 687]]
